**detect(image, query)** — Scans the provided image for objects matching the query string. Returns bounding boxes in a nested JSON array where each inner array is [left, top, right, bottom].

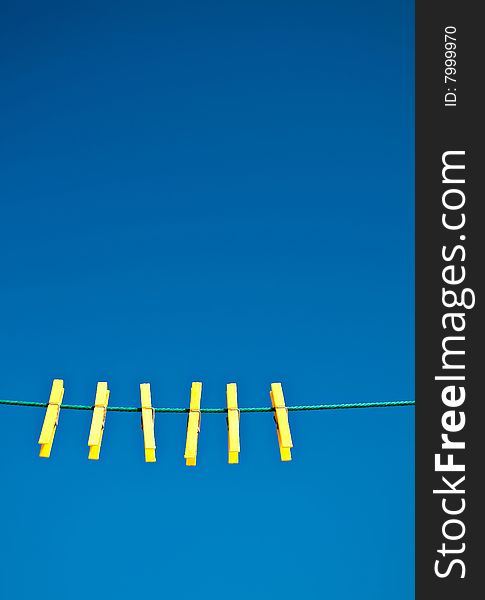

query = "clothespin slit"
[[140, 383, 156, 462], [38, 379, 64, 458], [88, 382, 110, 460], [184, 382, 202, 466], [270, 383, 293, 462], [226, 383, 240, 464]]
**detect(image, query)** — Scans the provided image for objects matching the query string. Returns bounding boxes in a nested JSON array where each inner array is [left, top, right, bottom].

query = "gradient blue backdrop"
[[0, 2, 414, 599]]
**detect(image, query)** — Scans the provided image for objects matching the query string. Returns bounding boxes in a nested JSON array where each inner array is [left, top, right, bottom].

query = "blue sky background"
[[0, 2, 414, 599]]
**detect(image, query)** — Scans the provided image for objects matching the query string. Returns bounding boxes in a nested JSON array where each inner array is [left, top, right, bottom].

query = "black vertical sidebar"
[[416, 1, 482, 598]]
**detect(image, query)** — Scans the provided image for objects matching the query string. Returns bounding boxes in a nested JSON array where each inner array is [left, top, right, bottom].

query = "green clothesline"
[[0, 399, 415, 413]]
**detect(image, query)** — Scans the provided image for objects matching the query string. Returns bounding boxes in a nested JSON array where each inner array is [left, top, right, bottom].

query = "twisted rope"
[[0, 399, 415, 413]]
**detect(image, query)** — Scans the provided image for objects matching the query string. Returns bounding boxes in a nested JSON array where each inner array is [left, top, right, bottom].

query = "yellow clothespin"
[[226, 383, 240, 464], [140, 383, 156, 463], [88, 382, 110, 460], [270, 383, 293, 461], [38, 379, 64, 458], [184, 382, 202, 466]]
